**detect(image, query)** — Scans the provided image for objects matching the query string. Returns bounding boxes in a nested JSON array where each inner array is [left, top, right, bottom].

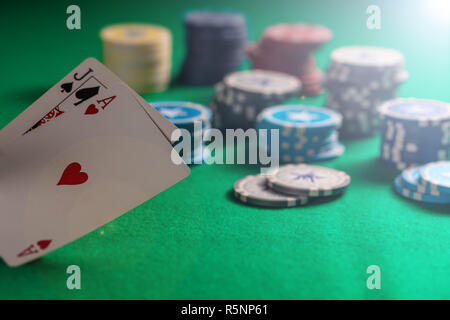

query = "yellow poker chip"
[[100, 24, 171, 46], [100, 23, 172, 93]]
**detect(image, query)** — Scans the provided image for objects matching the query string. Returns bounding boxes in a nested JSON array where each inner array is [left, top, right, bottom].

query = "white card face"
[[0, 74, 190, 267], [0, 58, 178, 146], [131, 94, 179, 143]]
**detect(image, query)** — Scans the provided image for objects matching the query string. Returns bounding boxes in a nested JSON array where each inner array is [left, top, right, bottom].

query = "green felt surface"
[[0, 0, 449, 299]]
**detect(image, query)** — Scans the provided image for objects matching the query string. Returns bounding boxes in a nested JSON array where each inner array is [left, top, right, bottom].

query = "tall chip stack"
[[246, 23, 332, 96], [256, 105, 344, 163], [378, 98, 450, 170], [210, 70, 301, 129], [100, 24, 172, 93], [323, 46, 408, 138], [179, 11, 247, 85]]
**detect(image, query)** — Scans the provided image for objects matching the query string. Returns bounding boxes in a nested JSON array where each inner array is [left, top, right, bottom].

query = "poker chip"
[[100, 24, 172, 93], [401, 167, 430, 194], [393, 175, 450, 204], [328, 46, 405, 81], [258, 105, 342, 132], [257, 105, 344, 163], [247, 23, 332, 96], [419, 161, 450, 195], [179, 10, 247, 85], [378, 99, 450, 170], [378, 98, 450, 122], [233, 174, 308, 208], [210, 70, 301, 129], [151, 101, 212, 165], [266, 164, 351, 197], [323, 46, 408, 138]]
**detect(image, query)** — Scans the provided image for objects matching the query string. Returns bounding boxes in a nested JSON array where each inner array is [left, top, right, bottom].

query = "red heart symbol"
[[37, 239, 52, 250], [85, 104, 99, 115], [57, 162, 88, 186]]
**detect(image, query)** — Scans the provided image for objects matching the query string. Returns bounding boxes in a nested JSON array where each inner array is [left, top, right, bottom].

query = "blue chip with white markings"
[[401, 167, 429, 194], [257, 105, 342, 133], [152, 101, 212, 125], [419, 161, 450, 195], [394, 175, 450, 204]]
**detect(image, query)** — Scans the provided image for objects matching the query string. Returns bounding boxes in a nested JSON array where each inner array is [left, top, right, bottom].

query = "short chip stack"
[[151, 101, 212, 165], [323, 46, 408, 138], [210, 70, 301, 129], [394, 162, 450, 204], [100, 24, 172, 93], [233, 164, 351, 208], [378, 98, 450, 170], [179, 10, 247, 85], [256, 105, 344, 163], [246, 23, 332, 96]]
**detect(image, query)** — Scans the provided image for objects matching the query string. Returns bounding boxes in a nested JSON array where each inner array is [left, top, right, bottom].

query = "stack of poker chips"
[[324, 46, 408, 138], [100, 24, 172, 94], [246, 23, 332, 96], [378, 98, 450, 170], [179, 10, 247, 85], [151, 101, 212, 165], [394, 162, 450, 204], [210, 70, 301, 129], [233, 164, 351, 208], [256, 105, 344, 163]]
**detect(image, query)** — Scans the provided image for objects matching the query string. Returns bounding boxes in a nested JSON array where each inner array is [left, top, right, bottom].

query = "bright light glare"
[[428, 0, 450, 25]]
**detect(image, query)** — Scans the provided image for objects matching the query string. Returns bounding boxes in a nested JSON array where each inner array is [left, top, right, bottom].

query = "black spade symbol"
[[74, 86, 100, 106], [60, 82, 73, 93]]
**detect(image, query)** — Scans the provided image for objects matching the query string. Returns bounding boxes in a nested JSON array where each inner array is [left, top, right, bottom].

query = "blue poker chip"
[[378, 98, 450, 122], [419, 161, 450, 195], [303, 142, 345, 163], [152, 101, 212, 136], [257, 105, 343, 134], [152, 101, 212, 125], [394, 175, 450, 204], [401, 167, 430, 194]]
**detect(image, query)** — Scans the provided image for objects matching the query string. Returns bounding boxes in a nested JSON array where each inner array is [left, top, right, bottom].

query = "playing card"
[[0, 78, 190, 267], [0, 58, 178, 146]]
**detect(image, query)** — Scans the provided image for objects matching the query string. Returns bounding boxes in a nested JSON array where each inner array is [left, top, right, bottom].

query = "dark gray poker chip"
[[233, 174, 308, 208], [180, 10, 247, 85]]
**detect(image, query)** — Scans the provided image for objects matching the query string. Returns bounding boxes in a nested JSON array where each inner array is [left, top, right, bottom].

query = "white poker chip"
[[266, 164, 351, 197], [224, 70, 301, 96], [233, 174, 308, 208], [331, 46, 404, 68]]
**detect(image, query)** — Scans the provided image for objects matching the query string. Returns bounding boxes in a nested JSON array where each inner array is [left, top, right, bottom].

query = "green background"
[[0, 0, 449, 299]]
